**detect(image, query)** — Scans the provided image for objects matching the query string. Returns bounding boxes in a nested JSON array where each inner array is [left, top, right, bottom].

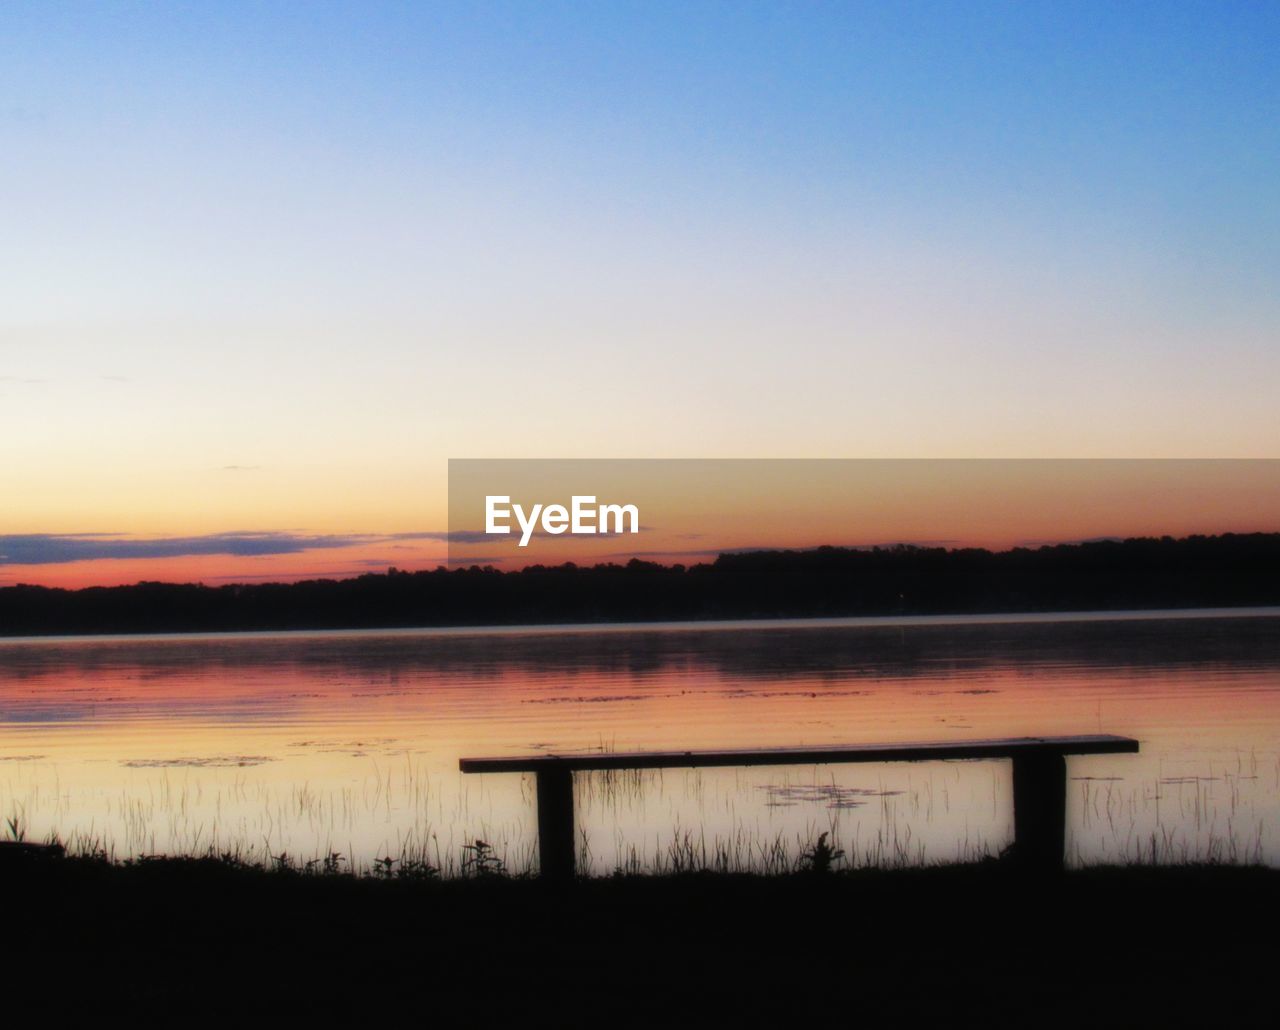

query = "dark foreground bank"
[[6, 855, 1277, 1022]]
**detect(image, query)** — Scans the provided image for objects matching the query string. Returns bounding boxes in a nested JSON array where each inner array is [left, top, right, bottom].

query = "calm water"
[[2, 609, 1278, 873]]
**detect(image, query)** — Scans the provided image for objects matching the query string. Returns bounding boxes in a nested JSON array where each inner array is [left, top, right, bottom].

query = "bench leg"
[[535, 766, 575, 880], [1011, 752, 1067, 870]]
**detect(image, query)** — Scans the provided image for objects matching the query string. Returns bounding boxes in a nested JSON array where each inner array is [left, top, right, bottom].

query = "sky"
[[444, 459, 1280, 567], [2, 2, 1278, 586]]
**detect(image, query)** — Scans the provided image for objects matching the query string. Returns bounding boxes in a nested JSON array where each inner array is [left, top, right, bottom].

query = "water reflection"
[[1, 610, 1278, 872]]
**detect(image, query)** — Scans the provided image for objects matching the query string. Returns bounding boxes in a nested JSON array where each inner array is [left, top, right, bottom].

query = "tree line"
[[2, 532, 1278, 636]]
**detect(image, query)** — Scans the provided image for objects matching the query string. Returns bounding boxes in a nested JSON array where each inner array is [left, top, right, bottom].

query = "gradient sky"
[[2, 2, 1278, 585]]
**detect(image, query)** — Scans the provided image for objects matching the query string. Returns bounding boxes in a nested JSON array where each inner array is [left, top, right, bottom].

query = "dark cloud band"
[[0, 532, 434, 565]]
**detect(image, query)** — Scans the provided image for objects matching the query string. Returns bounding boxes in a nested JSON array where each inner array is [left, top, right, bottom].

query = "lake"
[[2, 608, 1278, 874]]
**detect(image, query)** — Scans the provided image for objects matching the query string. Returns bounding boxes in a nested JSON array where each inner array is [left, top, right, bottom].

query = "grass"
[[5, 784, 1276, 1018], [7, 754, 1273, 877]]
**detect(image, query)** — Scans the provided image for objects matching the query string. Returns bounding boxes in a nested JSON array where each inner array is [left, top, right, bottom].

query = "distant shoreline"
[[3, 532, 1279, 637]]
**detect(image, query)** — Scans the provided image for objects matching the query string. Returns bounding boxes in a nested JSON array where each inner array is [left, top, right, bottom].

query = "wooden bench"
[[460, 735, 1140, 878]]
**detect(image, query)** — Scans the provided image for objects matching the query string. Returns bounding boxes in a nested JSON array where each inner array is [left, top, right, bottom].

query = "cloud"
[[598, 541, 963, 560], [389, 530, 491, 544], [402, 525, 652, 546], [0, 532, 374, 565], [598, 548, 725, 559], [1015, 536, 1124, 547], [0, 530, 489, 567], [200, 568, 399, 582]]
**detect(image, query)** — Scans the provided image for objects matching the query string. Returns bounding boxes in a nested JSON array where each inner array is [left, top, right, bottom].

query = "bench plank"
[[459, 734, 1138, 774]]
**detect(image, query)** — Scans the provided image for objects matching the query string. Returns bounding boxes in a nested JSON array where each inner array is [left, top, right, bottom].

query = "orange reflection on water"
[[2, 611, 1278, 872]]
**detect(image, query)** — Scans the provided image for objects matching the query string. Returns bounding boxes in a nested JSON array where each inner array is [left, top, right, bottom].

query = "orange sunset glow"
[[4, 460, 1277, 587]]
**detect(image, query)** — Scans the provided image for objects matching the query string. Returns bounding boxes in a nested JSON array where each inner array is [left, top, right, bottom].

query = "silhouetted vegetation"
[[4, 851, 1276, 1020], [2, 532, 1279, 635]]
